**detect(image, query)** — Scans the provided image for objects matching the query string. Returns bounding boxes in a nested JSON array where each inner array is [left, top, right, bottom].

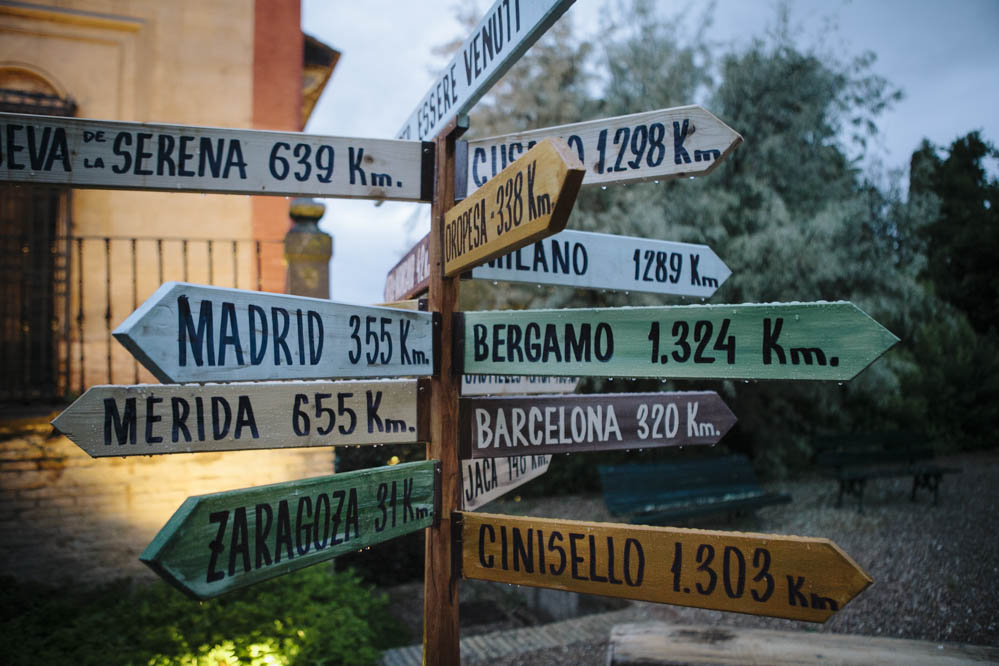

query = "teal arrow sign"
[[141, 460, 437, 600], [459, 302, 898, 381]]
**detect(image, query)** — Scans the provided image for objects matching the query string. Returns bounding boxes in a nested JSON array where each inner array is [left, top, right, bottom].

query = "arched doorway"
[[0, 67, 76, 401]]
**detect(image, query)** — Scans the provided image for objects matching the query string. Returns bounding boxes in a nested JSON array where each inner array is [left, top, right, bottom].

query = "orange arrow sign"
[[459, 512, 871, 622]]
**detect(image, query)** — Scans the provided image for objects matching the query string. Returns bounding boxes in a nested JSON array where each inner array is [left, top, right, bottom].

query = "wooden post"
[[423, 115, 466, 663]]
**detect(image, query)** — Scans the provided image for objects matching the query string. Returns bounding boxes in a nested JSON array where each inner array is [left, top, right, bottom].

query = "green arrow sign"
[[460, 302, 898, 381], [141, 460, 437, 600]]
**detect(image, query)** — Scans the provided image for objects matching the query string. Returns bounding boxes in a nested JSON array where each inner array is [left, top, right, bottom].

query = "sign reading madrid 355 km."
[[115, 282, 434, 383], [0, 113, 433, 201], [142, 461, 437, 600], [460, 302, 898, 381]]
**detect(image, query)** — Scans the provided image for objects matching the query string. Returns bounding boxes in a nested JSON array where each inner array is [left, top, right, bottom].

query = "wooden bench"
[[607, 622, 999, 665], [598, 454, 791, 525], [815, 432, 961, 513]]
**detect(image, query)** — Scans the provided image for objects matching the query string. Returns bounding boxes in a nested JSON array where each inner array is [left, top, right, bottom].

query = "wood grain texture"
[[461, 454, 551, 510], [443, 138, 584, 277], [141, 460, 438, 600], [464, 105, 742, 193], [460, 512, 872, 623], [51, 380, 424, 457], [114, 282, 434, 383], [459, 391, 735, 458], [396, 0, 576, 141], [469, 229, 731, 297], [0, 113, 432, 201], [461, 302, 899, 381], [608, 622, 999, 665]]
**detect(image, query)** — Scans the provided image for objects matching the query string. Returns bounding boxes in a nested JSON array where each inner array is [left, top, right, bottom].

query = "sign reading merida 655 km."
[[0, 113, 433, 201], [115, 282, 433, 383], [397, 0, 575, 141], [51, 380, 426, 457], [444, 139, 584, 277], [460, 512, 872, 622], [462, 105, 742, 194], [460, 302, 898, 381], [470, 230, 731, 298], [142, 461, 437, 600], [460, 392, 735, 458]]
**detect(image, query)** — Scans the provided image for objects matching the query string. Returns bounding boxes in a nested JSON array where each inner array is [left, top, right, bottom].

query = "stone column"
[[284, 198, 332, 298]]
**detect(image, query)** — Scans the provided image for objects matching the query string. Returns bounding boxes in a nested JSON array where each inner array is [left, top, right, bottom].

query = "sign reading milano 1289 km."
[[115, 282, 433, 383], [461, 302, 898, 381], [0, 113, 433, 201], [397, 0, 576, 141]]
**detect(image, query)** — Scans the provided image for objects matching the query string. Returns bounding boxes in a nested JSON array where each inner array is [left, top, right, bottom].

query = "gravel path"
[[385, 449, 998, 664]]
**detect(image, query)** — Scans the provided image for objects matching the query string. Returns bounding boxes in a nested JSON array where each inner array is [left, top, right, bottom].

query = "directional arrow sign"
[[469, 230, 731, 298], [461, 105, 742, 195], [115, 282, 434, 383], [459, 391, 734, 459], [0, 113, 433, 201], [384, 233, 431, 301], [142, 460, 438, 600], [459, 512, 872, 622], [51, 379, 427, 457], [462, 374, 578, 395], [444, 138, 584, 277], [396, 0, 576, 141], [460, 302, 899, 381], [462, 454, 551, 511]]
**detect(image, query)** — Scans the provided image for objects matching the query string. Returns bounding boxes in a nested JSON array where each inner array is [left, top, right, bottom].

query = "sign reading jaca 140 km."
[[444, 138, 584, 277], [115, 282, 433, 383], [0, 113, 433, 201], [460, 302, 898, 381]]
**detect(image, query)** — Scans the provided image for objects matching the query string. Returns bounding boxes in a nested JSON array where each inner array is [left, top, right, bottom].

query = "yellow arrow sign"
[[443, 138, 584, 277], [459, 512, 871, 622]]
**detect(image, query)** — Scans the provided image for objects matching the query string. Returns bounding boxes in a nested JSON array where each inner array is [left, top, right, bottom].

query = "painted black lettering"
[[473, 324, 488, 361], [217, 302, 244, 365], [330, 490, 344, 546], [157, 134, 176, 176], [565, 323, 591, 362], [234, 396, 258, 439], [479, 523, 495, 568], [348, 147, 366, 185], [249, 304, 267, 365], [595, 323, 614, 361], [308, 310, 324, 364], [178, 296, 215, 367], [402, 477, 415, 522], [588, 534, 608, 583], [512, 527, 534, 573], [211, 397, 231, 439], [254, 503, 273, 569], [207, 510, 228, 583], [134, 132, 153, 176], [366, 390, 383, 433], [295, 496, 312, 556], [271, 307, 292, 365], [673, 119, 691, 165], [171, 397, 191, 442], [228, 507, 251, 576], [112, 132, 132, 174], [810, 592, 839, 611], [606, 536, 622, 584], [104, 397, 137, 445], [274, 500, 294, 563], [223, 140, 247, 179], [762, 318, 786, 365], [144, 396, 163, 443], [178, 135, 195, 176], [569, 532, 586, 580], [313, 493, 331, 550], [199, 137, 223, 178], [344, 488, 359, 541], [624, 538, 644, 586], [787, 575, 808, 607], [548, 530, 566, 575]]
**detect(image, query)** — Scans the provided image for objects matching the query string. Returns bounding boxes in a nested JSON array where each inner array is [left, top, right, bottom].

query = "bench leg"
[[836, 480, 845, 508], [912, 472, 943, 505], [856, 479, 865, 514]]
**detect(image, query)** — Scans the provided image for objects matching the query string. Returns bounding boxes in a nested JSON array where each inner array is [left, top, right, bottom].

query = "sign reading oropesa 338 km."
[[460, 302, 898, 381], [462, 105, 742, 194], [460, 391, 734, 458], [444, 138, 584, 277], [460, 512, 871, 622], [115, 282, 433, 383], [470, 230, 731, 298], [142, 461, 437, 600], [51, 380, 426, 457], [396, 0, 575, 141], [462, 454, 551, 511], [0, 113, 433, 201]]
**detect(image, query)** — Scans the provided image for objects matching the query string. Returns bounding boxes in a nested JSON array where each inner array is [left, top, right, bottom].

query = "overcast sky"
[[301, 0, 999, 305]]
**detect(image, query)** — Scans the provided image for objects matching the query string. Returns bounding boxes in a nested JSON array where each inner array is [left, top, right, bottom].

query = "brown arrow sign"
[[459, 512, 872, 623], [459, 391, 734, 459], [443, 138, 584, 277]]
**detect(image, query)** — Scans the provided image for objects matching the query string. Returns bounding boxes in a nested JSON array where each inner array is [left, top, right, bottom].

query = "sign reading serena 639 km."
[[460, 302, 898, 381]]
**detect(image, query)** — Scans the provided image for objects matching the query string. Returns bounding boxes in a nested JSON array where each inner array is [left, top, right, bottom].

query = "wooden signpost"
[[462, 374, 578, 395], [459, 512, 872, 623], [443, 138, 585, 277], [459, 391, 735, 458], [141, 460, 438, 600], [0, 113, 433, 201], [396, 0, 576, 141], [462, 454, 551, 511], [114, 282, 434, 383], [52, 379, 427, 457], [460, 301, 899, 381], [460, 105, 743, 195], [470, 229, 731, 298]]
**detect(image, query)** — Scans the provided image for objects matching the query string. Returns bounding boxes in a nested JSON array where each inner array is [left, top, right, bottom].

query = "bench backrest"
[[599, 455, 762, 516], [814, 431, 931, 468]]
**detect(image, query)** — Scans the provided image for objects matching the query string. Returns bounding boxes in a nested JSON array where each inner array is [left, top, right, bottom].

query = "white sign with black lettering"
[[396, 0, 575, 141], [52, 380, 426, 457], [470, 229, 731, 298], [114, 282, 434, 383], [461, 375, 578, 395], [462, 454, 551, 510], [462, 106, 741, 194], [0, 113, 432, 201]]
